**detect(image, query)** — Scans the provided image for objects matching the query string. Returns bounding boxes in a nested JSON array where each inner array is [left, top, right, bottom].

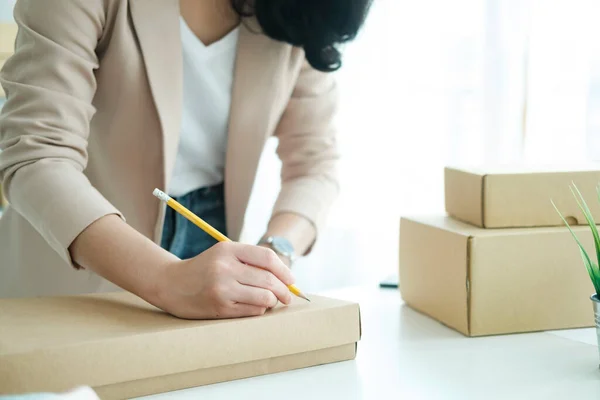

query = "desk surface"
[[137, 287, 600, 400]]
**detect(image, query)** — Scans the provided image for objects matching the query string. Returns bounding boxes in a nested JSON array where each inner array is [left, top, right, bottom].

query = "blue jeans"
[[160, 183, 227, 260]]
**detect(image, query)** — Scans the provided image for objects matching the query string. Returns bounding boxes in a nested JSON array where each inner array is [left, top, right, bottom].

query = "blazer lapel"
[[129, 6, 286, 242], [129, 0, 182, 191], [225, 21, 289, 240]]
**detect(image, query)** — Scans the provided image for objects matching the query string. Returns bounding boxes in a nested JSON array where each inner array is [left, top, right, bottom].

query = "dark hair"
[[231, 0, 373, 72]]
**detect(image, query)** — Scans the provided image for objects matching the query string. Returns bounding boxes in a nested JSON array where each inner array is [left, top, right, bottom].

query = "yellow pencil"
[[153, 188, 310, 302]]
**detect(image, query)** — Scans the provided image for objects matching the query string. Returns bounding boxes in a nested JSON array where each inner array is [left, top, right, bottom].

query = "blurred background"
[[2, 0, 600, 292], [244, 0, 600, 292], [0, 1, 12, 23], [0, 0, 15, 108]]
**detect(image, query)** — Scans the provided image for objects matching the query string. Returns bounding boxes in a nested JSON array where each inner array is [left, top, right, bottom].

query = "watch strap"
[[259, 236, 296, 263]]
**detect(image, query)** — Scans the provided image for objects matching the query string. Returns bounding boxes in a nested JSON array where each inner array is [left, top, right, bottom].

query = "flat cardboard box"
[[0, 292, 361, 398], [399, 215, 595, 336], [445, 165, 600, 228]]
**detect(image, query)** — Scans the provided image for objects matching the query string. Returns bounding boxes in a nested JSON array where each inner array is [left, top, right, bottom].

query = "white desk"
[[138, 287, 600, 400]]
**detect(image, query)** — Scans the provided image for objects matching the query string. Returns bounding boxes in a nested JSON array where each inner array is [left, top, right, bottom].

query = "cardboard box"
[[0, 292, 361, 398], [445, 165, 600, 228], [399, 215, 595, 336]]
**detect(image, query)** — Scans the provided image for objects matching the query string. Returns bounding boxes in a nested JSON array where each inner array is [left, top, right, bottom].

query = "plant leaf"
[[552, 199, 600, 295], [570, 183, 600, 268], [593, 263, 600, 294], [581, 251, 600, 295]]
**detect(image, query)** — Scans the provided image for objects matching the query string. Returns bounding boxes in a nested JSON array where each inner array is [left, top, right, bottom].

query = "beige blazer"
[[0, 0, 339, 298]]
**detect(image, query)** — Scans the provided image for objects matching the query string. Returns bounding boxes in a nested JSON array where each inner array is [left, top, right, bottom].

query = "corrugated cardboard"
[[0, 292, 361, 398], [445, 165, 600, 228], [399, 215, 595, 336]]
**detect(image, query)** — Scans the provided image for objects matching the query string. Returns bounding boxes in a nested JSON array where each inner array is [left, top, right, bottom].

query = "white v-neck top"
[[169, 17, 240, 197]]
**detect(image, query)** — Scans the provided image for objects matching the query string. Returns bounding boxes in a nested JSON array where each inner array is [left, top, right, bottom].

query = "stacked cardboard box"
[[399, 165, 600, 336]]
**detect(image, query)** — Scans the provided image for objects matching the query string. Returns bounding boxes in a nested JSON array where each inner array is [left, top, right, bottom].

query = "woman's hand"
[[70, 216, 294, 320], [154, 241, 295, 319]]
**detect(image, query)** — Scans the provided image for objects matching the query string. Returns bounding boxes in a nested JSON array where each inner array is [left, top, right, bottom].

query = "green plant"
[[552, 183, 600, 296]]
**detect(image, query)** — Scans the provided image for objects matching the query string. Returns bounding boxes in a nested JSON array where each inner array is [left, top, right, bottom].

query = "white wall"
[[245, 0, 532, 292]]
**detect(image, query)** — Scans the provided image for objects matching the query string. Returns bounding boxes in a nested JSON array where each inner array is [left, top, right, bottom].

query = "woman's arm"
[[70, 215, 177, 304], [0, 0, 295, 318], [268, 57, 340, 256], [0, 0, 121, 266], [0, 0, 182, 306], [70, 214, 296, 319]]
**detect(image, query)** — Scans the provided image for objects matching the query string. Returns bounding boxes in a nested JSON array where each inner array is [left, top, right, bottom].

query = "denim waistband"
[[162, 182, 227, 259]]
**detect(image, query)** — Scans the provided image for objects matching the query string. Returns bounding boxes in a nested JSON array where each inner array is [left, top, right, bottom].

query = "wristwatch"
[[259, 236, 296, 265]]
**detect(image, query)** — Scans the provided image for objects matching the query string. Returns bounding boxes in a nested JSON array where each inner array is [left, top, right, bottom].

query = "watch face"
[[271, 237, 294, 256]]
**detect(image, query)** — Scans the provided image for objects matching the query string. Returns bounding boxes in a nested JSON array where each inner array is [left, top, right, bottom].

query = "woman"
[[0, 0, 371, 319]]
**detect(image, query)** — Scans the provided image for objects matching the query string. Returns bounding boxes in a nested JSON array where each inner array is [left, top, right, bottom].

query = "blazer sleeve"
[[271, 57, 341, 250], [0, 0, 124, 266]]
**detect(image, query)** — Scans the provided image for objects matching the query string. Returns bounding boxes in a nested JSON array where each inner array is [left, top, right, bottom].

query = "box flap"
[[0, 293, 360, 392]]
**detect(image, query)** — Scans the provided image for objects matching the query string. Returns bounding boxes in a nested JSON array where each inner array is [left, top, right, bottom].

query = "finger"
[[231, 243, 295, 285], [233, 284, 279, 309], [236, 265, 292, 305]]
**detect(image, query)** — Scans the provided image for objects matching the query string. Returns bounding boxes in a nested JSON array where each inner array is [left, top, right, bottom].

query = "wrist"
[[265, 213, 316, 257], [258, 235, 296, 267], [142, 260, 168, 308], [146, 256, 180, 311]]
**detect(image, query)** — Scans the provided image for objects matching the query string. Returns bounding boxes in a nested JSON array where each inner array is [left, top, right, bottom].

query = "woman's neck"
[[179, 0, 240, 46]]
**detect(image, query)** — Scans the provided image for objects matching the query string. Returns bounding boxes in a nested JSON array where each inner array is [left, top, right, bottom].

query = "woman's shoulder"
[[14, 0, 115, 19], [13, 0, 123, 34], [239, 17, 307, 71], [12, 0, 157, 54]]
